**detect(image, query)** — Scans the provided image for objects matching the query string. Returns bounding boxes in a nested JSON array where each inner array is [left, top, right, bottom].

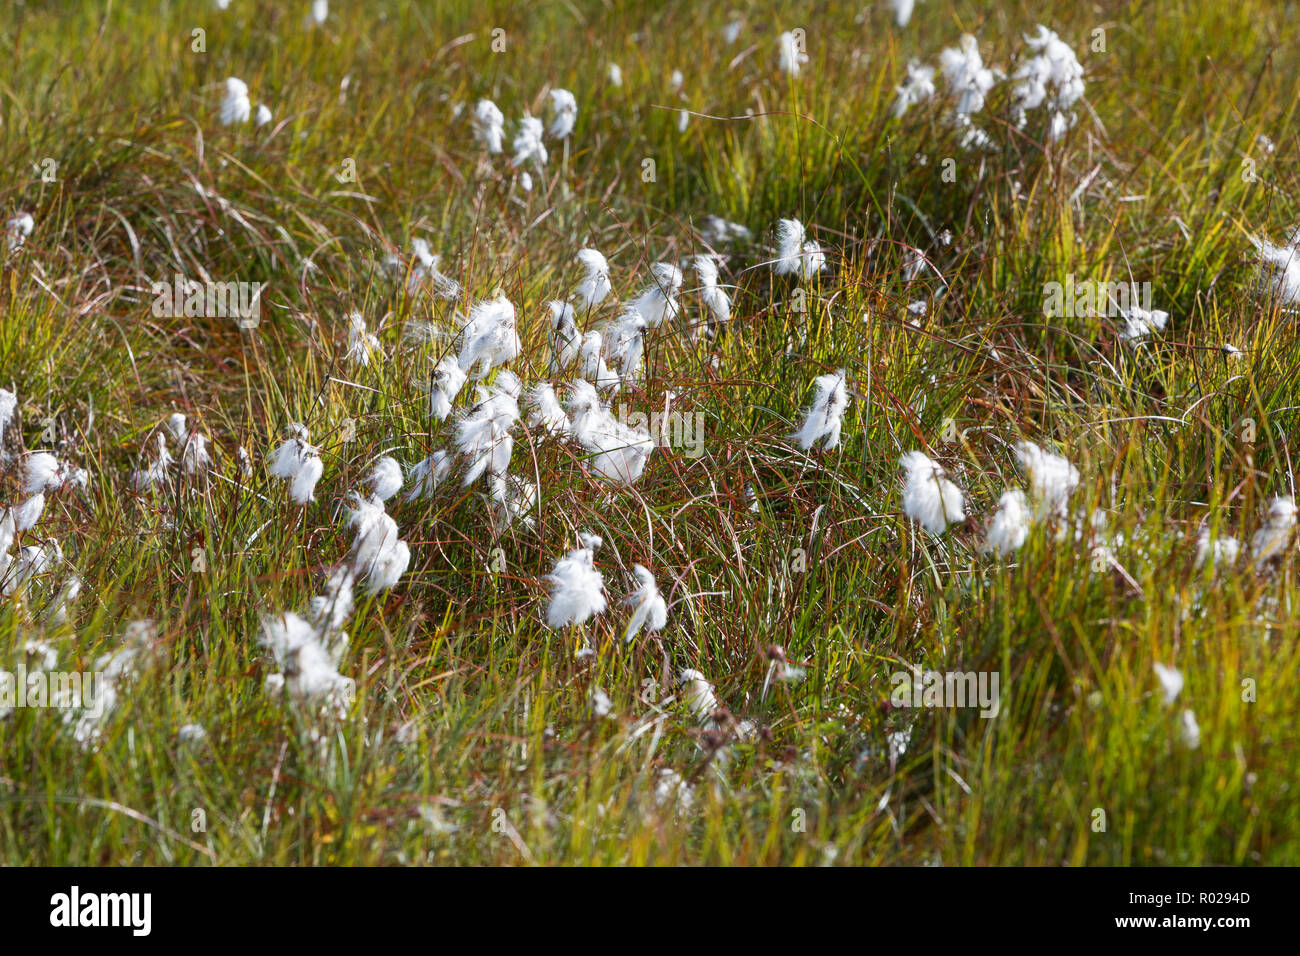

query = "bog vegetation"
[[1, 0, 1298, 865]]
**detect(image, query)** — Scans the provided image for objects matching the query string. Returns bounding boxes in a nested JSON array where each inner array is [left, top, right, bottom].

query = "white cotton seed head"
[[429, 356, 468, 421], [1195, 529, 1240, 570], [695, 255, 731, 325], [511, 115, 548, 169], [939, 35, 998, 116], [1179, 709, 1201, 750], [289, 454, 323, 504], [548, 88, 578, 139], [893, 60, 936, 117], [790, 370, 848, 451], [219, 77, 252, 126], [579, 331, 621, 393], [0, 389, 16, 444], [1252, 234, 1300, 304], [13, 493, 43, 533], [366, 456, 404, 502], [406, 450, 453, 501], [1119, 305, 1169, 341], [472, 99, 505, 154], [900, 451, 965, 535], [308, 565, 356, 633], [1153, 662, 1183, 707], [6, 213, 35, 251], [678, 668, 718, 721], [181, 433, 211, 475], [573, 249, 611, 310], [260, 611, 352, 708], [1251, 495, 1297, 564], [22, 452, 64, 496], [345, 311, 381, 365], [363, 539, 410, 594], [1011, 26, 1085, 140], [1014, 441, 1079, 520], [623, 564, 668, 643], [630, 262, 683, 328], [774, 218, 825, 279], [986, 488, 1031, 555], [525, 382, 570, 436], [544, 540, 607, 628], [888, 0, 917, 28], [549, 300, 582, 374], [457, 295, 519, 375], [778, 31, 808, 76]]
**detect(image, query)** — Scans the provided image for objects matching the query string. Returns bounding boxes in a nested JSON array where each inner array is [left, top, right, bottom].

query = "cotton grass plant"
[[0, 0, 1298, 867]]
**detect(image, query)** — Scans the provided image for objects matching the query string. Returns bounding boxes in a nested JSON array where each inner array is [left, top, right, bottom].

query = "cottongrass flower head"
[[0, 389, 16, 448], [22, 452, 67, 496], [790, 369, 848, 451], [1251, 495, 1296, 565], [694, 255, 731, 330], [406, 450, 453, 501], [428, 356, 468, 422], [1251, 230, 1300, 305], [1014, 441, 1079, 520], [511, 116, 548, 172], [544, 532, 607, 629], [365, 456, 404, 502], [67, 620, 157, 746], [1118, 303, 1169, 341], [219, 77, 252, 126], [778, 31, 808, 77], [572, 248, 612, 311], [307, 565, 356, 634], [939, 35, 999, 116], [630, 262, 683, 328], [623, 564, 668, 643], [261, 611, 353, 716], [603, 308, 648, 382], [773, 218, 826, 280], [548, 300, 582, 374], [454, 372, 520, 486], [268, 423, 324, 504], [888, 0, 921, 27], [345, 311, 381, 365], [1011, 25, 1086, 141], [254, 103, 273, 127], [344, 493, 411, 594], [548, 88, 578, 139], [986, 487, 1031, 554], [565, 380, 656, 483], [1195, 528, 1240, 569], [457, 294, 520, 376], [524, 382, 570, 437], [5, 213, 34, 252], [471, 99, 506, 154], [408, 238, 461, 298], [900, 450, 965, 535], [579, 330, 621, 393], [677, 668, 718, 722], [698, 215, 753, 246], [1153, 662, 1184, 707], [892, 60, 936, 117]]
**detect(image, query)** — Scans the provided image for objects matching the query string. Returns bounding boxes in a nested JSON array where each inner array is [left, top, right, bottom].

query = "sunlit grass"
[[0, 0, 1297, 865]]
